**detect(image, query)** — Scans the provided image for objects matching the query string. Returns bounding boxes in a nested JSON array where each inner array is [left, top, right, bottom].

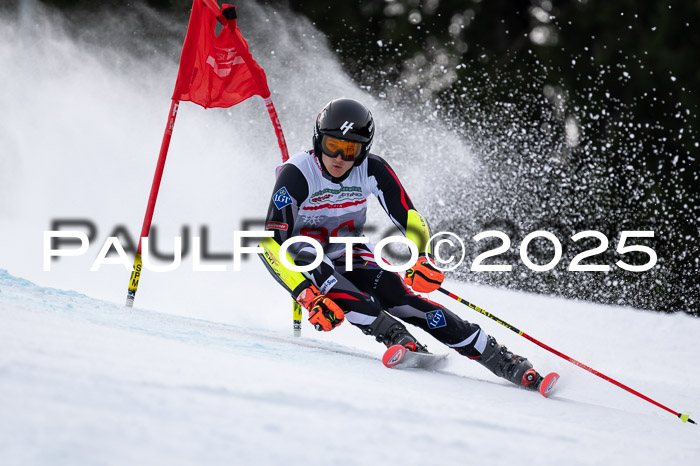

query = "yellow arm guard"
[[259, 236, 311, 298], [406, 209, 433, 256]]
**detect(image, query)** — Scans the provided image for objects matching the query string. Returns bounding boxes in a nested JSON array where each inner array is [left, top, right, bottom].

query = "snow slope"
[[1, 269, 698, 466]]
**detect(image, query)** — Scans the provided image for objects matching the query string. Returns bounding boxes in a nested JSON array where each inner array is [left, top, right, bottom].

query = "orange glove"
[[405, 255, 445, 293], [296, 285, 345, 332]]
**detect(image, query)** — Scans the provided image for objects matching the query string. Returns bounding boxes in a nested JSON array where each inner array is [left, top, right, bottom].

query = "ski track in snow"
[[1, 269, 699, 466]]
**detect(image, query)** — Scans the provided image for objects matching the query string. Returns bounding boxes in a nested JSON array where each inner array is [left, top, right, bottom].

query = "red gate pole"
[[125, 99, 180, 307]]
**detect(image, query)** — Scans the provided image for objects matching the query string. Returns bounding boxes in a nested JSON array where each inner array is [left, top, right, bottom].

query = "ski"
[[382, 344, 449, 370], [383, 344, 560, 398], [538, 372, 560, 397]]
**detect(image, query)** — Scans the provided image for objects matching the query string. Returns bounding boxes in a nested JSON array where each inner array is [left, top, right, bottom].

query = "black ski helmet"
[[313, 98, 374, 167]]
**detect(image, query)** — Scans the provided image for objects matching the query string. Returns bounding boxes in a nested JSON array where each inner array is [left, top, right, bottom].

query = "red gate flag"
[[173, 0, 271, 108], [125, 0, 288, 309]]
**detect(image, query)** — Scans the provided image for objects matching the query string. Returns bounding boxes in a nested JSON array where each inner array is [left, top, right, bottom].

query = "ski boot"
[[362, 311, 428, 353], [477, 335, 542, 390]]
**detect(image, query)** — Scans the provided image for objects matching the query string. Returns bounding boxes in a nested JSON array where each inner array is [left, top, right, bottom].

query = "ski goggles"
[[320, 135, 363, 161]]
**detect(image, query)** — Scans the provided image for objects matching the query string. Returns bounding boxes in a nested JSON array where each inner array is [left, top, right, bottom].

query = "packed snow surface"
[[1, 269, 698, 466]]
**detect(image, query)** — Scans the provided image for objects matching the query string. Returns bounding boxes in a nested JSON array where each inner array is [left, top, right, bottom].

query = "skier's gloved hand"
[[296, 284, 345, 332], [405, 255, 444, 293], [308, 296, 345, 331]]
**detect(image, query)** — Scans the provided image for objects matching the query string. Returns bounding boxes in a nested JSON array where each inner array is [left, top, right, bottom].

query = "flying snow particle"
[[565, 116, 580, 147]]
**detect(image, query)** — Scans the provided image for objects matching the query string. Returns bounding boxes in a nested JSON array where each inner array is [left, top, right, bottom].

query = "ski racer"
[[259, 98, 545, 390]]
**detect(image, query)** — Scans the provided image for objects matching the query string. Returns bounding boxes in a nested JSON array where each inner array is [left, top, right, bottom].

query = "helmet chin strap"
[[315, 150, 353, 183]]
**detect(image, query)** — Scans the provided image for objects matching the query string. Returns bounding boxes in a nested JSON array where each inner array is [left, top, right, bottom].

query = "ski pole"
[[437, 287, 696, 425]]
